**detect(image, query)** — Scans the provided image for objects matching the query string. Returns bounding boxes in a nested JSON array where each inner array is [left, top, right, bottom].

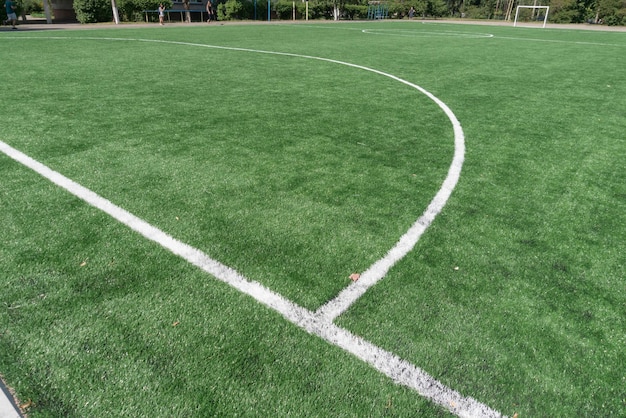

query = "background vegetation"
[[68, 0, 626, 25], [72, 0, 171, 22]]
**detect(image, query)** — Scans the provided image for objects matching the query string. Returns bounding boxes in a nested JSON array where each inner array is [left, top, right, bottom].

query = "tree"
[[117, 0, 171, 21], [446, 0, 463, 15], [218, 0, 250, 20], [429, 0, 449, 17], [596, 0, 626, 23], [413, 0, 428, 17]]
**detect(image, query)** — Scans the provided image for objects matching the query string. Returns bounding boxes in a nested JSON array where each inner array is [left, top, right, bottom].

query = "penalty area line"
[[0, 140, 500, 417]]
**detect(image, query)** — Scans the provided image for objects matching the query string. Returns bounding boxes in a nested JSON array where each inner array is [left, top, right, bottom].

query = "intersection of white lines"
[[0, 36, 502, 417]]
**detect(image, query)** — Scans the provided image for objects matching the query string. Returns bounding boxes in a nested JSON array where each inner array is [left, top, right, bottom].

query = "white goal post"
[[514, 5, 549, 28]]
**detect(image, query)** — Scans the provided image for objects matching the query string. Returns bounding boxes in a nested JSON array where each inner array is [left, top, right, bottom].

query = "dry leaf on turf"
[[349, 273, 360, 281], [20, 399, 34, 410]]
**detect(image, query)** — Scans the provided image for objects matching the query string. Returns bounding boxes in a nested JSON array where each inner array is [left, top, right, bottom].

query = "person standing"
[[205, 0, 213, 22], [158, 3, 165, 25], [408, 6, 415, 19], [4, 0, 17, 29], [182, 0, 190, 22]]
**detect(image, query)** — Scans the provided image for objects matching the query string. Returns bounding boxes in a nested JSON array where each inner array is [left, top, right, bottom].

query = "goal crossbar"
[[514, 5, 549, 28]]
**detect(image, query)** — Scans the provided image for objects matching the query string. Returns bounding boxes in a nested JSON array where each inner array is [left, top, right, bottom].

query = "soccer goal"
[[514, 5, 549, 28]]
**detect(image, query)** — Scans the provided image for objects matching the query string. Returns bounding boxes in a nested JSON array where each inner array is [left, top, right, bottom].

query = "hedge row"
[[70, 0, 626, 26]]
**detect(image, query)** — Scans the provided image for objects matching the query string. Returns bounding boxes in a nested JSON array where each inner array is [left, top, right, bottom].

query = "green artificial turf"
[[1, 21, 625, 417]]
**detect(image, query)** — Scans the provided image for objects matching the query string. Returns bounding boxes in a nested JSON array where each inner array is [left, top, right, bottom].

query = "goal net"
[[514, 5, 549, 28]]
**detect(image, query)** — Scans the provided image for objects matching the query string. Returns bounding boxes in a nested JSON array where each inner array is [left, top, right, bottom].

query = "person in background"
[[206, 0, 214, 22], [182, 0, 191, 22], [4, 0, 17, 29], [158, 3, 165, 25]]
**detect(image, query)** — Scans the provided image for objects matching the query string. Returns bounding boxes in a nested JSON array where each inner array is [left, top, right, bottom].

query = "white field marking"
[[293, 23, 624, 47], [361, 28, 494, 38], [490, 35, 626, 47], [413, 22, 626, 47], [0, 38, 496, 416], [0, 140, 501, 418], [10, 36, 466, 321], [292, 24, 494, 38]]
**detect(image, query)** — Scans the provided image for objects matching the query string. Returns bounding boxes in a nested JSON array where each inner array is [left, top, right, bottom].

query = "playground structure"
[[367, 2, 389, 19]]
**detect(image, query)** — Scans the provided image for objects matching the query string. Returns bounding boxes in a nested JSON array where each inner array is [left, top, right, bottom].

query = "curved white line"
[[17, 36, 465, 319], [0, 38, 497, 417]]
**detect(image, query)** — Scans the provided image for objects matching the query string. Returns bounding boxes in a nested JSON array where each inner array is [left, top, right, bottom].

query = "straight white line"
[[0, 140, 501, 417], [361, 28, 495, 38], [493, 35, 626, 47]]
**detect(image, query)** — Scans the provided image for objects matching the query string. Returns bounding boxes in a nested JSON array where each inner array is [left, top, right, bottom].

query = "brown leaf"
[[349, 273, 360, 281], [20, 399, 34, 410], [172, 321, 180, 327]]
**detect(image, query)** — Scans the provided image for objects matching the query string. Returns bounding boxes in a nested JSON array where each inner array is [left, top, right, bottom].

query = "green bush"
[[73, 0, 111, 23], [22, 0, 43, 13], [549, 8, 579, 23], [343, 4, 367, 19], [117, 0, 171, 21], [604, 13, 624, 25], [250, 0, 268, 20], [275, 0, 312, 19], [388, 2, 406, 18], [217, 0, 251, 20], [274, 0, 293, 19], [74, 0, 169, 22], [224, 0, 243, 19], [428, 0, 448, 18], [384, 0, 444, 20], [307, 0, 332, 19], [462, 4, 493, 19], [412, 0, 428, 18]]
